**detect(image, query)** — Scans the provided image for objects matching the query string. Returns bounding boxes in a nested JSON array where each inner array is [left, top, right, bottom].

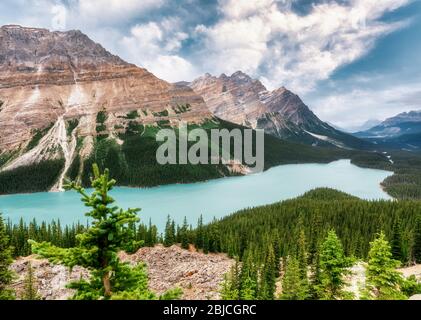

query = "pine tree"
[[145, 219, 158, 247], [0, 214, 15, 300], [258, 245, 277, 300], [220, 259, 240, 300], [181, 217, 189, 249], [364, 231, 406, 300], [195, 215, 204, 249], [318, 230, 353, 300], [414, 216, 421, 264], [309, 246, 322, 299], [239, 251, 258, 300], [22, 262, 40, 300], [308, 210, 323, 299], [239, 276, 257, 300], [296, 222, 310, 299], [279, 256, 303, 300], [391, 218, 402, 262], [308, 209, 322, 264], [171, 221, 176, 244], [164, 215, 175, 247], [30, 164, 178, 300]]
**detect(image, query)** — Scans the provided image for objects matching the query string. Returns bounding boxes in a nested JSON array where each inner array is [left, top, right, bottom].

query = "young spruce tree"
[[22, 262, 40, 300], [0, 214, 15, 300], [363, 231, 406, 300], [279, 256, 303, 300], [30, 164, 181, 300], [318, 230, 353, 300]]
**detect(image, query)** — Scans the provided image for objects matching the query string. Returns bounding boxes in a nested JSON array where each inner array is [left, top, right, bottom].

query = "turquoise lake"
[[0, 160, 393, 231]]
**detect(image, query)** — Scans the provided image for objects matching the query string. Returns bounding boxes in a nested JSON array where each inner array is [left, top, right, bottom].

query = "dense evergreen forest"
[[5, 218, 160, 258], [0, 160, 64, 195], [352, 151, 421, 200], [187, 189, 421, 265]]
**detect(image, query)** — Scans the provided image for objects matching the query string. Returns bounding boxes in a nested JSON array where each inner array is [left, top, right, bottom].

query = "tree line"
[[4, 217, 162, 258], [186, 189, 421, 265], [219, 229, 421, 300]]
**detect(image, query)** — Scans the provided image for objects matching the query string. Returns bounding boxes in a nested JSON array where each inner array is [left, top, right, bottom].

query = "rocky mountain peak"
[[190, 71, 367, 149], [383, 110, 421, 126], [0, 26, 210, 186], [230, 70, 251, 80], [190, 71, 317, 126], [0, 24, 131, 84], [355, 109, 421, 140]]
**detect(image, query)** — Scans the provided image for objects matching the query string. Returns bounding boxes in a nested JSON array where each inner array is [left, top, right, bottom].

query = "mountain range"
[[354, 110, 421, 151], [189, 72, 370, 150], [0, 25, 214, 191], [0, 25, 376, 194]]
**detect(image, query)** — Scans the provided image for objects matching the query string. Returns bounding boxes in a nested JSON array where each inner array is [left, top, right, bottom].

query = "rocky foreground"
[[10, 244, 421, 300], [10, 244, 234, 300]]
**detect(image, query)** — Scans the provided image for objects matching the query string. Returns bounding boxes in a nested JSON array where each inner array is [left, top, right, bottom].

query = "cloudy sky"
[[1, 0, 420, 130]]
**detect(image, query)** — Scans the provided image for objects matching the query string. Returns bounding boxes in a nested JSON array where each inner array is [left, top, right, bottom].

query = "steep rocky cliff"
[[0, 25, 211, 190], [190, 72, 370, 149]]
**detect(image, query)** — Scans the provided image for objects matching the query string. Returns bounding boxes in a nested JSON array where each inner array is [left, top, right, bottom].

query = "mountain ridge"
[[355, 110, 421, 139], [189, 71, 371, 150], [354, 110, 421, 151]]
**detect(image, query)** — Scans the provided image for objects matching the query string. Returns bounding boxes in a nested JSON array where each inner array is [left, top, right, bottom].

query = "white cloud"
[[0, 0, 166, 31], [77, 0, 166, 26], [195, 16, 271, 76], [312, 82, 421, 129], [0, 0, 413, 93], [196, 0, 411, 92], [218, 0, 274, 19], [121, 20, 197, 82]]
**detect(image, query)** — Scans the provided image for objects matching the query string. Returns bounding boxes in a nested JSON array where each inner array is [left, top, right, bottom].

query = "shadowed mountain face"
[[189, 71, 371, 150], [354, 110, 421, 151]]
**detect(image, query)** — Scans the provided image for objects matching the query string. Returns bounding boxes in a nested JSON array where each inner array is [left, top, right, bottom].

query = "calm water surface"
[[0, 160, 393, 230]]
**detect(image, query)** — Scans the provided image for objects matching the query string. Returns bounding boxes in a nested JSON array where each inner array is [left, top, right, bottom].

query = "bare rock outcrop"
[[10, 245, 234, 300], [121, 245, 234, 300], [0, 25, 211, 166], [10, 255, 89, 300]]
